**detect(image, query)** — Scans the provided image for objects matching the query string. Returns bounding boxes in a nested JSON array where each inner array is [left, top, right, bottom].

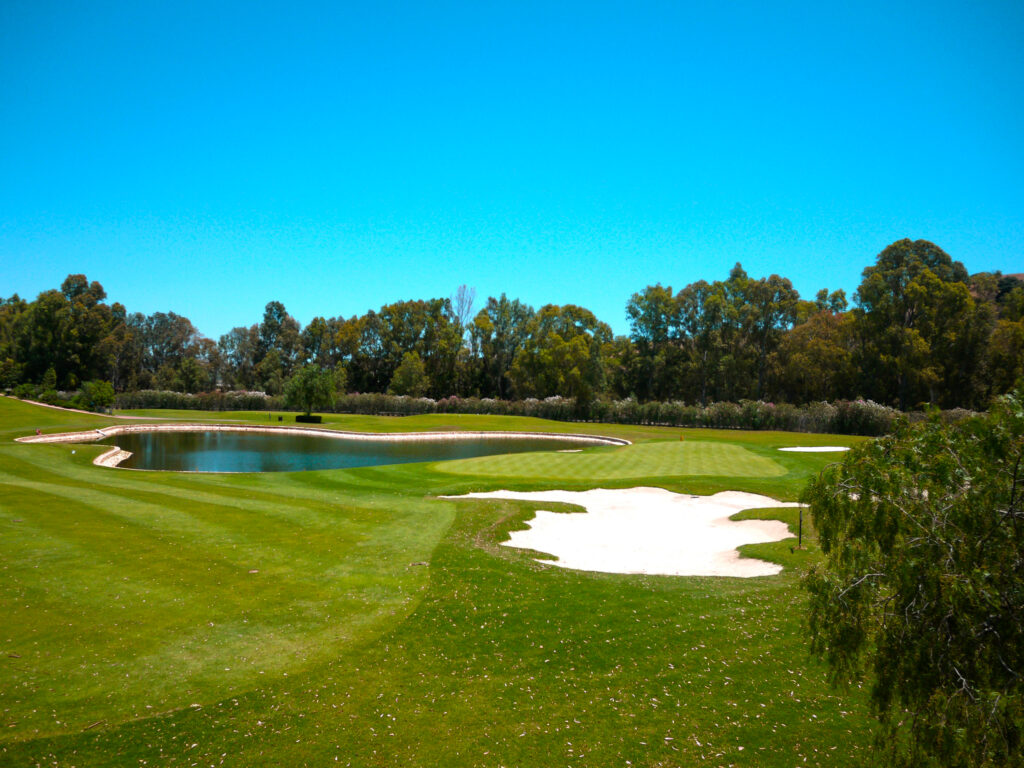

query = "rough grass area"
[[0, 396, 871, 766]]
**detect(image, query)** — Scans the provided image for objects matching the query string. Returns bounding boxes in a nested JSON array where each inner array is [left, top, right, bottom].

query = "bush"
[[804, 393, 1024, 766], [37, 390, 61, 406], [295, 414, 322, 424], [111, 388, 955, 437], [115, 390, 284, 412], [76, 381, 114, 412]]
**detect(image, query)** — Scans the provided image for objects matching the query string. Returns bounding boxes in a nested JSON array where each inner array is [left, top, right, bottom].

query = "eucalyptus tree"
[[349, 310, 388, 392], [508, 304, 612, 403], [852, 239, 975, 409], [140, 312, 203, 375], [376, 298, 461, 397], [769, 309, 855, 403], [11, 276, 116, 388], [256, 301, 301, 382], [470, 294, 535, 399], [737, 272, 800, 399], [98, 304, 143, 392], [626, 283, 680, 401], [218, 325, 260, 390], [300, 316, 334, 368], [804, 393, 1024, 767], [676, 279, 727, 405], [0, 295, 27, 387]]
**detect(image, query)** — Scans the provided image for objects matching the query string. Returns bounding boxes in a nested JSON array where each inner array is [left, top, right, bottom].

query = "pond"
[[97, 430, 605, 473]]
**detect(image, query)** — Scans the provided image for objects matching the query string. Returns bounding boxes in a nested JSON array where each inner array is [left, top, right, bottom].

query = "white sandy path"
[[444, 487, 801, 578], [778, 446, 849, 452]]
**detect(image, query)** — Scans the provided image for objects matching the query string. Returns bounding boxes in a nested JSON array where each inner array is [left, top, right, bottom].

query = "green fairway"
[[440, 439, 787, 481], [0, 397, 872, 766]]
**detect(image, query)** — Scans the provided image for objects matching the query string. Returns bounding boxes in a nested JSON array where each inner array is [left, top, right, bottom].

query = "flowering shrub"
[[114, 390, 284, 411], [113, 390, 942, 436]]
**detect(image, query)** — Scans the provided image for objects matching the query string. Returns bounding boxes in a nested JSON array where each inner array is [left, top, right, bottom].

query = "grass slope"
[[0, 397, 871, 766]]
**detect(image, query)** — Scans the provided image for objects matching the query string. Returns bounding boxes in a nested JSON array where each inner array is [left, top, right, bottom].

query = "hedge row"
[[113, 390, 284, 412], [105, 389, 948, 436]]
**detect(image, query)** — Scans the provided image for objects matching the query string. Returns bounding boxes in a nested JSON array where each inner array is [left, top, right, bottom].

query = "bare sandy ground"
[[778, 446, 849, 452], [444, 487, 801, 577]]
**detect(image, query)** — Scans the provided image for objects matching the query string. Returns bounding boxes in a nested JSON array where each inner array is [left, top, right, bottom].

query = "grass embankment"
[[1, 397, 871, 765]]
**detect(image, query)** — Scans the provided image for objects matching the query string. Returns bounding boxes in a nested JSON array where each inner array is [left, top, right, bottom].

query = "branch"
[[838, 572, 886, 601]]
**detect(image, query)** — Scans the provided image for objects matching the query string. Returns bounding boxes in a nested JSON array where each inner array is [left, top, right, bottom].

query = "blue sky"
[[2, 0, 1022, 338]]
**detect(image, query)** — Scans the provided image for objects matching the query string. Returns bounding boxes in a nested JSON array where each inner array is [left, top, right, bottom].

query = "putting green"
[[437, 439, 786, 480]]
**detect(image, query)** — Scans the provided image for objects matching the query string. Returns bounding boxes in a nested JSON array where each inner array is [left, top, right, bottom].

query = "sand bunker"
[[444, 487, 800, 577], [778, 446, 849, 452]]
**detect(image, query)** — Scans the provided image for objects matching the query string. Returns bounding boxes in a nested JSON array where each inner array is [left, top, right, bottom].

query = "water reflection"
[[98, 431, 594, 473]]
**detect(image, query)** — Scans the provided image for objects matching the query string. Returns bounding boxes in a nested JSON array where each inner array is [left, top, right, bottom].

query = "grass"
[[440, 440, 787, 481], [0, 396, 872, 765]]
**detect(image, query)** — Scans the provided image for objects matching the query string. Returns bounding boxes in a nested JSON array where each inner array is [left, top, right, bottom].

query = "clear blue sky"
[[2, 0, 1022, 339]]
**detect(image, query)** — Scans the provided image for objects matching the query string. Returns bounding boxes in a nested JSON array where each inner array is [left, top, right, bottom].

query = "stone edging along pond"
[[14, 423, 632, 470]]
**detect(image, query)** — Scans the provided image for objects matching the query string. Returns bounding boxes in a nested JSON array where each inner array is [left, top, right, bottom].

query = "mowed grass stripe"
[[1, 490, 443, 741], [439, 439, 786, 480], [1, 445, 369, 531], [1, 447, 444, 567], [0, 450, 453, 741]]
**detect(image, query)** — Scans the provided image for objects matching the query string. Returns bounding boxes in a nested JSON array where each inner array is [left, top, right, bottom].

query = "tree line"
[[2, 239, 1022, 411]]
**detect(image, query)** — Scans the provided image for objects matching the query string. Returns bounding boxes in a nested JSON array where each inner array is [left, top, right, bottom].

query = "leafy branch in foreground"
[[803, 393, 1024, 767]]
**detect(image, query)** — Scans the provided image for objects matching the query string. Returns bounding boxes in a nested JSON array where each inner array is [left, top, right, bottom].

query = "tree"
[[218, 325, 260, 390], [257, 301, 301, 377], [470, 294, 535, 399], [300, 316, 334, 368], [387, 351, 429, 397], [852, 239, 977, 409], [803, 395, 1024, 767], [676, 279, 727, 405], [451, 284, 476, 331], [41, 365, 57, 392], [177, 357, 207, 394], [284, 365, 336, 416], [737, 272, 800, 398], [78, 380, 115, 411], [770, 310, 855, 403], [255, 349, 286, 395], [507, 304, 612, 401], [626, 284, 680, 401], [988, 318, 1024, 395]]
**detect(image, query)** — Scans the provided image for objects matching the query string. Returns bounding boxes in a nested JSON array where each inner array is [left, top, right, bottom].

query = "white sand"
[[778, 446, 849, 452], [444, 487, 800, 578]]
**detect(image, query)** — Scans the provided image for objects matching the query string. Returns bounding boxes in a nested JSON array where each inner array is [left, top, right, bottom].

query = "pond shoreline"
[[15, 423, 630, 471]]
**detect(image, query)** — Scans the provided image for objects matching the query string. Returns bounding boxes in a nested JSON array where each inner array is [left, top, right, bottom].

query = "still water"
[[98, 430, 593, 473]]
